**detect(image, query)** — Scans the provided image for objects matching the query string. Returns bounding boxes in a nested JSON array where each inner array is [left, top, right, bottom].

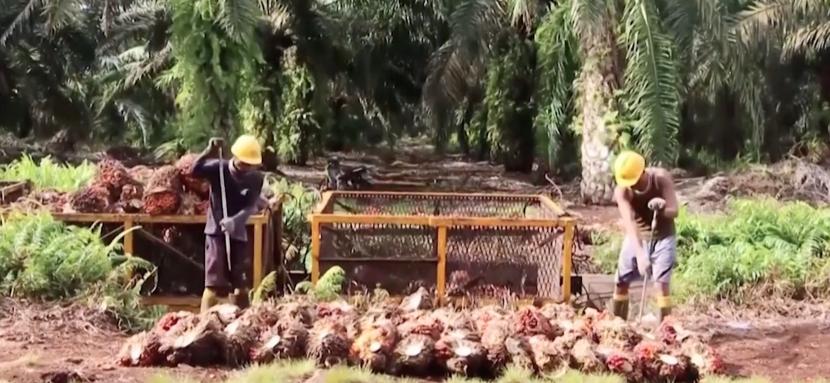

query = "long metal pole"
[[638, 209, 659, 321], [218, 146, 233, 272]]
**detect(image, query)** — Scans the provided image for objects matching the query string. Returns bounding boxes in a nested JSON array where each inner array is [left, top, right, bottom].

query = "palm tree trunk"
[[578, 27, 619, 205]]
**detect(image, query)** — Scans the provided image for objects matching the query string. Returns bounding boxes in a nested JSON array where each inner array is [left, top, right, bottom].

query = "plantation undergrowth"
[[594, 199, 830, 303], [0, 212, 162, 331], [0, 155, 95, 192]]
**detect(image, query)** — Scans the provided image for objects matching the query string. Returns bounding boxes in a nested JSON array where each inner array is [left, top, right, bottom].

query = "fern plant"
[[0, 155, 95, 192]]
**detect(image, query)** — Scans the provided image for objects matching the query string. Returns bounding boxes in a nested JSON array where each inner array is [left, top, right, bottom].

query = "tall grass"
[[593, 199, 830, 303], [0, 154, 95, 192]]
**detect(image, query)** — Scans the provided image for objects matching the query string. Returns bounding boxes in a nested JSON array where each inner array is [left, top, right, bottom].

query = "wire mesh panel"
[[312, 192, 574, 301], [319, 222, 436, 294], [329, 193, 560, 218], [445, 226, 564, 299]]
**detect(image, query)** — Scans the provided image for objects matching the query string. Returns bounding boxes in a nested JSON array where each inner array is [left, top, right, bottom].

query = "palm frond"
[[620, 0, 681, 165], [1, 0, 40, 46], [784, 20, 830, 58], [218, 0, 261, 43], [735, 0, 822, 52], [534, 1, 576, 169], [421, 0, 504, 121], [42, 0, 83, 34], [506, 0, 537, 33]]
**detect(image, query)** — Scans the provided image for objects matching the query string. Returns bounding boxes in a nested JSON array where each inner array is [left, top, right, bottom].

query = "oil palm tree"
[[426, 0, 681, 203]]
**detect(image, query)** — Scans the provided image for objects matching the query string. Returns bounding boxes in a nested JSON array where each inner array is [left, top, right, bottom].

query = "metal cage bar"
[[309, 191, 576, 302]]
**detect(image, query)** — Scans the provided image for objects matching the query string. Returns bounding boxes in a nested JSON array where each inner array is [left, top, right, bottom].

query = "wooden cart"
[[51, 200, 283, 312], [0, 180, 30, 204]]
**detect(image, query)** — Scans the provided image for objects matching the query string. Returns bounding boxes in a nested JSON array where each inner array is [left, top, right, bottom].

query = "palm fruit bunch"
[[308, 319, 352, 367], [350, 318, 398, 372], [632, 340, 695, 382], [142, 165, 182, 215], [117, 331, 163, 367], [175, 153, 210, 198], [392, 309, 440, 376], [69, 184, 111, 213], [160, 313, 226, 366], [119, 183, 144, 213], [252, 317, 309, 363], [472, 306, 510, 373], [118, 293, 725, 383], [528, 334, 569, 375], [128, 165, 154, 185], [222, 314, 262, 367], [595, 315, 642, 350], [95, 157, 131, 199], [117, 311, 195, 367], [569, 338, 605, 373], [434, 311, 486, 377], [512, 306, 559, 338]]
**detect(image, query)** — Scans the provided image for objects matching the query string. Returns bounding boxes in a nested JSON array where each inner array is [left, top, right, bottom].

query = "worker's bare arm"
[[655, 169, 679, 219]]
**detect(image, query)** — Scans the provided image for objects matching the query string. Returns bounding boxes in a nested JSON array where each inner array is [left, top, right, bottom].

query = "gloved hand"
[[636, 247, 652, 277], [648, 197, 666, 211], [219, 216, 237, 234]]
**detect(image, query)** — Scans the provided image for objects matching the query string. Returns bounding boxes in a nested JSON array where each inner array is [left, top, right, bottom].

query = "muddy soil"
[[711, 323, 830, 382]]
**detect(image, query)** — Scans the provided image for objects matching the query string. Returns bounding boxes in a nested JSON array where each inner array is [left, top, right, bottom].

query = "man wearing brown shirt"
[[192, 135, 264, 312], [610, 151, 679, 322]]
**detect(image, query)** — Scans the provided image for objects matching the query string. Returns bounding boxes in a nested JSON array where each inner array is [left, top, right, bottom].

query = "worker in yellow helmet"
[[610, 150, 678, 322], [191, 134, 264, 312]]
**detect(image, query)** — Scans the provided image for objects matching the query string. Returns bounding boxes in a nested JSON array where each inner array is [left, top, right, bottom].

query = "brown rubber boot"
[[230, 288, 251, 310], [657, 295, 672, 322], [200, 287, 219, 313], [611, 293, 630, 320]]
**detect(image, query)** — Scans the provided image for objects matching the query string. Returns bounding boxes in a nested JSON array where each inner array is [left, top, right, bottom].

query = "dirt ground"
[[712, 323, 830, 382], [4, 139, 830, 382], [1, 299, 830, 383]]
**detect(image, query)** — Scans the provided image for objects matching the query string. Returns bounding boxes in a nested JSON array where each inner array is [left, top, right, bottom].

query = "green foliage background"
[[593, 199, 830, 303]]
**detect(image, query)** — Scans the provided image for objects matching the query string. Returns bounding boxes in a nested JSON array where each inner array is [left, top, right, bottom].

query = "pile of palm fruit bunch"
[[117, 290, 723, 382], [14, 154, 215, 215]]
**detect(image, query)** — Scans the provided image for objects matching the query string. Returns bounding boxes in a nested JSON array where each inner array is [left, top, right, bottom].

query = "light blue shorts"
[[614, 235, 677, 284]]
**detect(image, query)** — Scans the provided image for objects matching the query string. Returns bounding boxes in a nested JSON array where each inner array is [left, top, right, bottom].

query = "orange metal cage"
[[309, 191, 577, 302]]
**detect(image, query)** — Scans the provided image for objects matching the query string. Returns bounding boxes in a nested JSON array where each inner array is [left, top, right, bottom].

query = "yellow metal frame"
[[0, 180, 30, 204], [309, 192, 577, 302], [49, 197, 284, 309]]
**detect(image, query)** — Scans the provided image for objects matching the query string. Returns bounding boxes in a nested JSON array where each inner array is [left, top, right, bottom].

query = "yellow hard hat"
[[614, 150, 645, 187], [231, 134, 262, 165]]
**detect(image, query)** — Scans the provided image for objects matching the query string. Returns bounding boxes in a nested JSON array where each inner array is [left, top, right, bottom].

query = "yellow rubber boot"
[[230, 288, 250, 310], [611, 293, 629, 320], [200, 287, 220, 313], [657, 295, 672, 322]]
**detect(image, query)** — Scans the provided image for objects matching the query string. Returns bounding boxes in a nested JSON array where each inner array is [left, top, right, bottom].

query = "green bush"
[[0, 155, 95, 192], [264, 176, 320, 272], [0, 212, 117, 298], [593, 199, 830, 303], [0, 212, 161, 331]]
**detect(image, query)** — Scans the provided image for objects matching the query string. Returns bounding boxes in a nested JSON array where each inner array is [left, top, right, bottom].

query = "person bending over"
[[610, 151, 678, 322]]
